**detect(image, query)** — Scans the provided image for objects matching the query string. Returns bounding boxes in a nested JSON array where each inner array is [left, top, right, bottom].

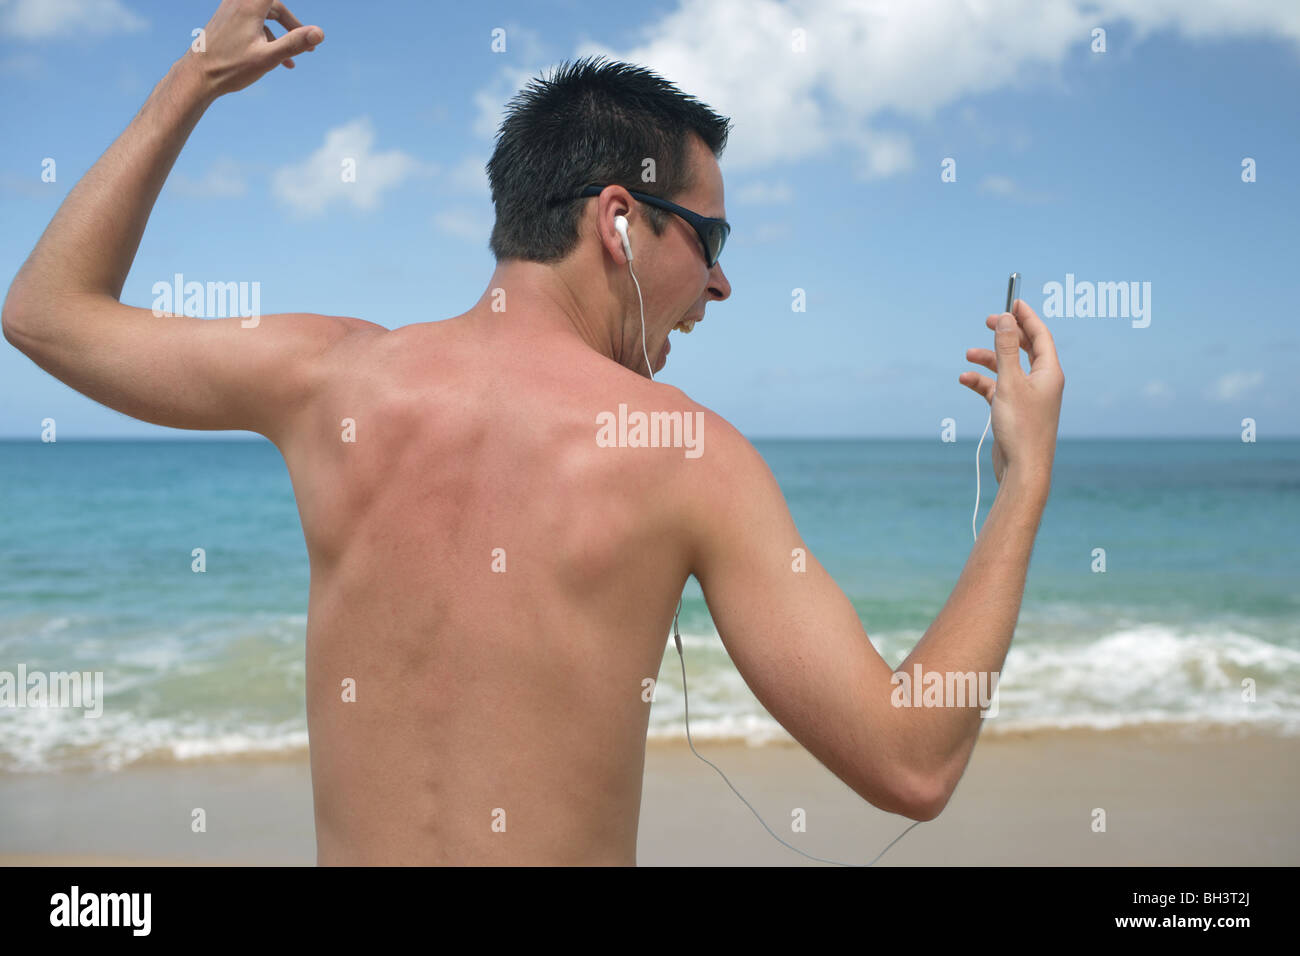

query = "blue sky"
[[1, 0, 1297, 438]]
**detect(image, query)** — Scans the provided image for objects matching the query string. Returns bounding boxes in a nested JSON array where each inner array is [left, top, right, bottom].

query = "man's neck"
[[474, 258, 620, 363]]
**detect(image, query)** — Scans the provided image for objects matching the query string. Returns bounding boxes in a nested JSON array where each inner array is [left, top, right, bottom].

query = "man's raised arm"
[[689, 301, 1063, 821], [2, 1, 377, 442]]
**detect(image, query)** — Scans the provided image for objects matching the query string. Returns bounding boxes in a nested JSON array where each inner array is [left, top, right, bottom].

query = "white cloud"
[[979, 175, 1019, 198], [957, 106, 1032, 154], [735, 181, 793, 204], [497, 22, 547, 64], [434, 207, 493, 243], [169, 158, 247, 199], [1142, 380, 1173, 401], [461, 0, 1300, 178], [1210, 371, 1265, 402], [735, 221, 793, 246], [977, 174, 1054, 203], [1101, 0, 1300, 49], [472, 22, 553, 139], [474, 68, 542, 140], [839, 126, 914, 179], [446, 154, 490, 198], [271, 118, 432, 217], [0, 0, 145, 39]]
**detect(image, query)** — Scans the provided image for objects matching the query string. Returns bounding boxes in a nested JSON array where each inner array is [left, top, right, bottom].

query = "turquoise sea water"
[[1, 438, 1296, 771]]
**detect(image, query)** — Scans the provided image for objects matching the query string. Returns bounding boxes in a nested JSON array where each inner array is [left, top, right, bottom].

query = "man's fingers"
[[985, 301, 1062, 374], [262, 24, 295, 68], [1009, 298, 1061, 373], [966, 346, 996, 373], [265, 24, 323, 64], [986, 312, 1030, 353], [266, 0, 314, 55], [994, 312, 1026, 383], [959, 371, 995, 403], [267, 0, 304, 33]]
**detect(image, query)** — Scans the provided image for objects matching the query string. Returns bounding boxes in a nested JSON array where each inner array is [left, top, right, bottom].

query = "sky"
[[0, 0, 1297, 439]]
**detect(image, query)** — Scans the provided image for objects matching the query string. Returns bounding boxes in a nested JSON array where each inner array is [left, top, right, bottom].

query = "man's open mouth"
[[672, 316, 701, 333]]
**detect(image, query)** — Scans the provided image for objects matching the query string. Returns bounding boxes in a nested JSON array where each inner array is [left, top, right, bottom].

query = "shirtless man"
[[2, 0, 1063, 865]]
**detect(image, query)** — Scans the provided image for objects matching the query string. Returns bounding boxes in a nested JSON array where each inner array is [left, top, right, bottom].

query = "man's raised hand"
[[191, 0, 323, 98], [959, 299, 1065, 487]]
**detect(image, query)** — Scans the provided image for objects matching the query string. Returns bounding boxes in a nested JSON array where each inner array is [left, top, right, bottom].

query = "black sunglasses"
[[576, 185, 730, 269]]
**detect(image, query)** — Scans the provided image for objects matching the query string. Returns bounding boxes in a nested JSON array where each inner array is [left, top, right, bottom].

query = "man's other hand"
[[961, 299, 1065, 486], [190, 0, 323, 97]]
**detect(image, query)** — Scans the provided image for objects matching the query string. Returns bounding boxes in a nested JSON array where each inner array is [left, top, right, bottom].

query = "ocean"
[[1, 438, 1296, 772]]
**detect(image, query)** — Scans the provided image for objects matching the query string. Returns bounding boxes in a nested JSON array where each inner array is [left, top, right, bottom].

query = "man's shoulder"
[[634, 384, 767, 490], [318, 318, 453, 381]]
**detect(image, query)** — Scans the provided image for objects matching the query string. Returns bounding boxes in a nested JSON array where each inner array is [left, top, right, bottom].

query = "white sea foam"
[[644, 622, 1300, 744], [0, 707, 309, 772], [2, 618, 1296, 771]]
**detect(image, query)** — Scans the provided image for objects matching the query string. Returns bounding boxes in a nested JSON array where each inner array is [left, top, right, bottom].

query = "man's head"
[[486, 56, 732, 376]]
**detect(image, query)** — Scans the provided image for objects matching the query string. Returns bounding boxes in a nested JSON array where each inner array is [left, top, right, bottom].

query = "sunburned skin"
[[282, 314, 713, 864]]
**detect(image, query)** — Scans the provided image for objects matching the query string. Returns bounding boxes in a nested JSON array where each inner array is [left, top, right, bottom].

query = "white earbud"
[[613, 213, 651, 379], [614, 215, 633, 262]]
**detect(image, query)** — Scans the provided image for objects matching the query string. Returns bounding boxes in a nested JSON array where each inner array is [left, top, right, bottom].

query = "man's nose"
[[707, 262, 731, 301]]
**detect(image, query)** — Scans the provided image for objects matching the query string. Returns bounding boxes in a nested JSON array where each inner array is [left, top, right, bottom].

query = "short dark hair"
[[486, 55, 731, 263]]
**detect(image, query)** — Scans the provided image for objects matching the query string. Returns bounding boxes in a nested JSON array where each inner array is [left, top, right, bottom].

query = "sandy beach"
[[1, 728, 1296, 866]]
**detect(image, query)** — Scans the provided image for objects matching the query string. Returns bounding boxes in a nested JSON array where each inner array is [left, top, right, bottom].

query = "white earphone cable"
[[974, 407, 992, 541], [628, 260, 652, 382], [670, 598, 922, 866]]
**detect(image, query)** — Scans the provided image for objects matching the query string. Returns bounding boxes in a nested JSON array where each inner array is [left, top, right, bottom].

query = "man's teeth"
[[673, 319, 697, 333]]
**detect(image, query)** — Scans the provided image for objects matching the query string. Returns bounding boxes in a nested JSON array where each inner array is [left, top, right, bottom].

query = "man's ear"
[[595, 185, 635, 265]]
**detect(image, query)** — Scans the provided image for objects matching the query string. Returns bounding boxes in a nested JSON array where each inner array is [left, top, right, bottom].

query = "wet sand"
[[2, 728, 1296, 866]]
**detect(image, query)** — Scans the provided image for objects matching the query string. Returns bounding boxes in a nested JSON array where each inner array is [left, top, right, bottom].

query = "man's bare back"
[[287, 315, 702, 864]]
